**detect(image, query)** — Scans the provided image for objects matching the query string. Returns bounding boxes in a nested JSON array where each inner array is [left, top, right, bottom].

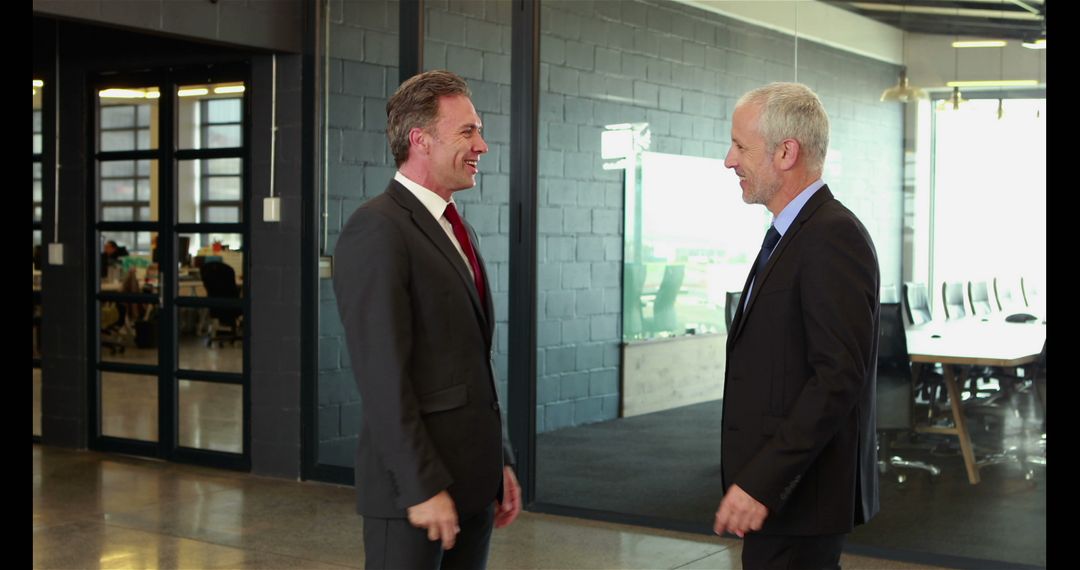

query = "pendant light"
[[881, 4, 927, 103], [937, 21, 967, 112]]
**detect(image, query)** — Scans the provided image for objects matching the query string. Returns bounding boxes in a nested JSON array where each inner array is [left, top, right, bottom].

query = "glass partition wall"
[[314, 0, 516, 479], [307, 1, 1045, 566], [33, 78, 45, 439], [533, 0, 814, 527]]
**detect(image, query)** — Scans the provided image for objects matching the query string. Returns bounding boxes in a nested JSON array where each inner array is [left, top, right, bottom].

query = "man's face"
[[424, 94, 488, 195], [724, 103, 780, 207]]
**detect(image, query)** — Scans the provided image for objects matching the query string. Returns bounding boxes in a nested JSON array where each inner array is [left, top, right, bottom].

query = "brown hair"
[[386, 70, 472, 167]]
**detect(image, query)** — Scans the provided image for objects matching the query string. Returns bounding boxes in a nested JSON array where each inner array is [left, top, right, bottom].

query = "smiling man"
[[333, 70, 520, 570], [715, 83, 880, 569]]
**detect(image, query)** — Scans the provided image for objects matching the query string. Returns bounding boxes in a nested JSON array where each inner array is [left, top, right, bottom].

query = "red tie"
[[443, 203, 486, 302]]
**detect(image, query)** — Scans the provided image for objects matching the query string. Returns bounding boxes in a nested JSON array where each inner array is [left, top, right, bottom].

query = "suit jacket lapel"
[[386, 181, 492, 340], [472, 233, 496, 338], [729, 186, 835, 346]]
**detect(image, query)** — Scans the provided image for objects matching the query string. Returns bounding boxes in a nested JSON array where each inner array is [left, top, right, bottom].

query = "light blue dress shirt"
[[744, 179, 826, 308]]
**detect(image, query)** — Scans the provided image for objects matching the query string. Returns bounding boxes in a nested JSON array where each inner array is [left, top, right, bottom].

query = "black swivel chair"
[[902, 282, 932, 326], [199, 261, 242, 347], [724, 291, 742, 332], [968, 280, 995, 316], [941, 281, 968, 320], [876, 302, 941, 482]]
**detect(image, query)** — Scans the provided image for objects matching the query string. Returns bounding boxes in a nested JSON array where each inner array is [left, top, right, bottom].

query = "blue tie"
[[753, 225, 781, 280]]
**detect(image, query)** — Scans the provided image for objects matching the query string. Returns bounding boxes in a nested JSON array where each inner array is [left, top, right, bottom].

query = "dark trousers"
[[741, 533, 846, 570], [363, 504, 495, 570]]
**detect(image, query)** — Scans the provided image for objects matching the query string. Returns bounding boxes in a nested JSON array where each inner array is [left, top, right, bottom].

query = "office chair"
[[622, 263, 646, 339], [881, 284, 899, 304], [941, 282, 968, 320], [941, 280, 1004, 400], [968, 281, 995, 316], [199, 261, 242, 347], [1021, 277, 1042, 310], [902, 282, 932, 326], [99, 301, 128, 355], [647, 264, 685, 335], [994, 276, 1025, 314], [876, 302, 941, 483], [724, 291, 742, 332]]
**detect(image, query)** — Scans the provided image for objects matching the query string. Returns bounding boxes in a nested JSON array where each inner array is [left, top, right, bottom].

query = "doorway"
[[90, 65, 251, 470]]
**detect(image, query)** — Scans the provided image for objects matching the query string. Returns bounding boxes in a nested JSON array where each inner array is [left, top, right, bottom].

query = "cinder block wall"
[[317, 0, 903, 454]]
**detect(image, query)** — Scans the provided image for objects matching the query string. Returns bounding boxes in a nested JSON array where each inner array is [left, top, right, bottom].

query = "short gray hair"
[[736, 82, 829, 173]]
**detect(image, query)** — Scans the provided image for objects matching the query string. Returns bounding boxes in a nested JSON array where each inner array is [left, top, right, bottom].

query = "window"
[[924, 98, 1046, 304], [178, 85, 244, 229], [622, 150, 769, 340]]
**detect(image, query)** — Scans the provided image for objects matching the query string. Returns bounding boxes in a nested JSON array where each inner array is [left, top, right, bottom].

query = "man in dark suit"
[[714, 82, 880, 569], [333, 70, 521, 570]]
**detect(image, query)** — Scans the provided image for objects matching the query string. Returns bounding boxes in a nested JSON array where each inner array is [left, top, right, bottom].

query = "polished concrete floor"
[[33, 446, 949, 569]]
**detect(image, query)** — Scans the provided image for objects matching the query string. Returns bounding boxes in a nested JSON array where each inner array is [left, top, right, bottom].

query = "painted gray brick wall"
[[422, 0, 515, 427], [317, 0, 517, 468], [534, 0, 902, 433], [318, 0, 400, 468], [317, 0, 903, 445]]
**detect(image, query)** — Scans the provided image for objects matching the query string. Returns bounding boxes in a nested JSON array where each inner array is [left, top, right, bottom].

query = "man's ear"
[[774, 138, 800, 171], [408, 127, 427, 154]]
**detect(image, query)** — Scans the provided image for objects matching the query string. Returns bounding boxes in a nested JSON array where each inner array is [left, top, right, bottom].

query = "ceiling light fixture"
[[938, 86, 968, 111], [881, 5, 927, 103], [946, 79, 1039, 88], [938, 13, 966, 112], [952, 40, 1008, 48]]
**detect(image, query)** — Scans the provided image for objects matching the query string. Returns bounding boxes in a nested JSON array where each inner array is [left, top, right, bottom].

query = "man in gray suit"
[[333, 70, 521, 570]]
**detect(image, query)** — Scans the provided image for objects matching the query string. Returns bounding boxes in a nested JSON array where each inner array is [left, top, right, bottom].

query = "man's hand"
[[407, 491, 459, 550], [713, 484, 769, 538], [494, 466, 522, 528]]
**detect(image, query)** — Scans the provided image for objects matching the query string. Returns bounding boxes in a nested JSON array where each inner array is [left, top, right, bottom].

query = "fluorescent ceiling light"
[[946, 80, 1040, 88], [99, 88, 152, 99], [1023, 39, 1046, 49], [214, 85, 246, 94], [953, 40, 1008, 48], [178, 88, 210, 97], [33, 79, 44, 87]]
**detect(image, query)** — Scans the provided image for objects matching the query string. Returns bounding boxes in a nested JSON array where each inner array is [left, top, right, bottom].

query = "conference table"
[[906, 316, 1046, 484]]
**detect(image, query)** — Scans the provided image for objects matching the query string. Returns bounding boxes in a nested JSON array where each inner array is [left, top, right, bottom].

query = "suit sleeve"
[[333, 208, 454, 509], [733, 216, 878, 513]]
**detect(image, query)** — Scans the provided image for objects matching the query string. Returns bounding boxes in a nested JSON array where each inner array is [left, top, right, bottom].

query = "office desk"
[[906, 318, 1046, 484]]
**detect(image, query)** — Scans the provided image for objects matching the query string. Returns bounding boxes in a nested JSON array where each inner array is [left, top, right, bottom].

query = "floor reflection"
[[536, 385, 1046, 567]]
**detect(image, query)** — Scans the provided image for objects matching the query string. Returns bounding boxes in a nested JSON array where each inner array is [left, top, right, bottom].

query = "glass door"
[[91, 66, 250, 469]]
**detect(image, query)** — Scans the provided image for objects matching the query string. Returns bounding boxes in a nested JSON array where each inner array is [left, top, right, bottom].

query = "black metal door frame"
[[87, 63, 252, 471]]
